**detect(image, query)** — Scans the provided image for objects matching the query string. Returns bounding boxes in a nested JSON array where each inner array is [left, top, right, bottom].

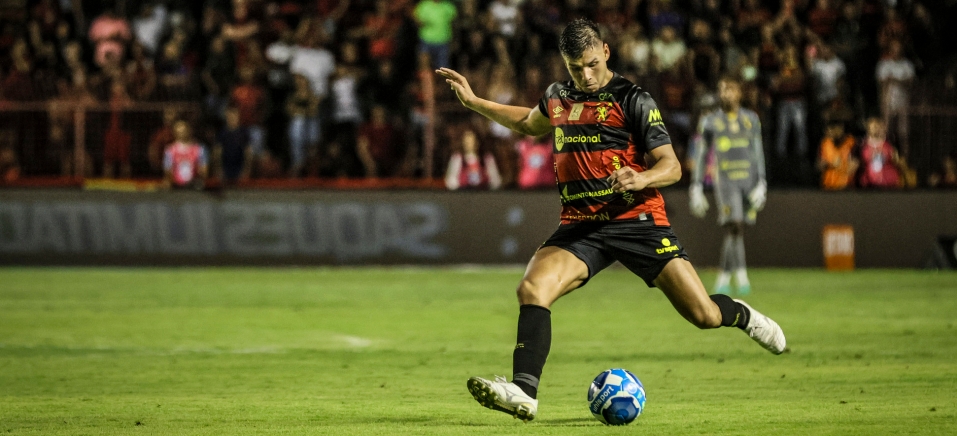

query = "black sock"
[[512, 304, 551, 399], [709, 294, 750, 329]]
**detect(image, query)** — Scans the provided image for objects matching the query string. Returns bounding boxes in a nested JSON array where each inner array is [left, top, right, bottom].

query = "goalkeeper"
[[689, 76, 767, 295]]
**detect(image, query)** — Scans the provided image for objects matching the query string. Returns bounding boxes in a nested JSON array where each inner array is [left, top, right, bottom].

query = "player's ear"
[[603, 43, 610, 61]]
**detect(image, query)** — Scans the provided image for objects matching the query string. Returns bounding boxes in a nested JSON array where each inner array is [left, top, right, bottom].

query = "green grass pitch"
[[1, 267, 956, 435]]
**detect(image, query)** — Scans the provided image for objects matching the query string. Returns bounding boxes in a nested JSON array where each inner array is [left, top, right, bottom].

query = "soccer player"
[[437, 19, 785, 422], [689, 77, 767, 295]]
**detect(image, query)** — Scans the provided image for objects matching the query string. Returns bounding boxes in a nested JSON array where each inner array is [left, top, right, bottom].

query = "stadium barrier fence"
[[1, 189, 955, 268]]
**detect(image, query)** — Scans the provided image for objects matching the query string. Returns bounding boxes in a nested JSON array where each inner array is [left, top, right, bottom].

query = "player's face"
[[563, 43, 611, 93], [718, 80, 741, 109]]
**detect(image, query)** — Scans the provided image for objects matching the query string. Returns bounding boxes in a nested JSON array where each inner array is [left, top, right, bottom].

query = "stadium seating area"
[[0, 0, 955, 189]]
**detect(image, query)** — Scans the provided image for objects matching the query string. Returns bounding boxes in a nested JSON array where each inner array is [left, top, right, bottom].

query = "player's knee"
[[516, 278, 553, 307]]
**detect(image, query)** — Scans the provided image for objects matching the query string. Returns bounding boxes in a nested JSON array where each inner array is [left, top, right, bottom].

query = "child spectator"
[[445, 129, 501, 190], [817, 120, 858, 190], [163, 121, 208, 189], [515, 134, 554, 190], [858, 118, 901, 189]]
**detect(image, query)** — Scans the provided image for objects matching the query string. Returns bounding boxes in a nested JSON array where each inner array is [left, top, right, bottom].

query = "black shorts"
[[541, 221, 689, 288]]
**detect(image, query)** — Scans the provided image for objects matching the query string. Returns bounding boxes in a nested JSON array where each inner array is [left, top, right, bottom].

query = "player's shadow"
[[536, 417, 600, 426]]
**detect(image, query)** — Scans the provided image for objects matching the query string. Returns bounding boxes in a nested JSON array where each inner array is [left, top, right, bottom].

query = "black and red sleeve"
[[623, 89, 672, 153]]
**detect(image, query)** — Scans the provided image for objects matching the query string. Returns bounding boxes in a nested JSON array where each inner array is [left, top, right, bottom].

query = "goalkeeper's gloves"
[[748, 180, 767, 211], [689, 183, 709, 218]]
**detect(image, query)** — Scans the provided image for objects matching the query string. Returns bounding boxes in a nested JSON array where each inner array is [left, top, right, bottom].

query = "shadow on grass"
[[533, 417, 600, 426]]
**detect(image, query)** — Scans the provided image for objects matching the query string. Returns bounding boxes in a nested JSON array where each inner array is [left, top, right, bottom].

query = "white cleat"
[[735, 299, 787, 354], [467, 376, 538, 422]]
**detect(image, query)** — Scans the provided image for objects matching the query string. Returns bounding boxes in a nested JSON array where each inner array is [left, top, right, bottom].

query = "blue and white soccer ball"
[[587, 368, 646, 425]]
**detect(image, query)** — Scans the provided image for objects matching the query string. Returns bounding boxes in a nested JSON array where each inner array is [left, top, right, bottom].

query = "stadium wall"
[[0, 189, 954, 268]]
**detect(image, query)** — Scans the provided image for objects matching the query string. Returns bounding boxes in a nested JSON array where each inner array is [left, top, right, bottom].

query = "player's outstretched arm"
[[436, 68, 551, 137], [608, 144, 682, 193]]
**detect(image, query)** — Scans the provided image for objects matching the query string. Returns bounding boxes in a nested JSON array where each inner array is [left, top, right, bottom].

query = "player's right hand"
[[689, 183, 709, 218], [436, 68, 476, 108]]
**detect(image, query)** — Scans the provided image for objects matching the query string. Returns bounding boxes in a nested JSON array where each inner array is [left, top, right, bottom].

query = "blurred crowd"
[[0, 0, 955, 190]]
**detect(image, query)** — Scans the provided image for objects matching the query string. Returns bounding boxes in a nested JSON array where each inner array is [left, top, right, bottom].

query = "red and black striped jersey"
[[537, 73, 673, 225]]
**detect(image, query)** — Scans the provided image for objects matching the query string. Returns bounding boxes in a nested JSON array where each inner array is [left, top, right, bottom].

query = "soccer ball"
[[587, 368, 646, 425]]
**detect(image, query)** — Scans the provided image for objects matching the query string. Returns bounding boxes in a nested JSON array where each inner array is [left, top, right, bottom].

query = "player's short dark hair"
[[559, 19, 603, 59]]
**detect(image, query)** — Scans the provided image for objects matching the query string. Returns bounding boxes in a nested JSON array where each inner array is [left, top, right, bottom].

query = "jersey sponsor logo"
[[717, 136, 751, 152], [648, 108, 664, 127], [656, 238, 680, 254], [559, 89, 570, 98], [554, 127, 601, 151], [568, 103, 585, 121], [552, 106, 564, 118], [719, 160, 752, 171], [599, 92, 613, 101], [560, 185, 615, 203], [562, 212, 611, 221]]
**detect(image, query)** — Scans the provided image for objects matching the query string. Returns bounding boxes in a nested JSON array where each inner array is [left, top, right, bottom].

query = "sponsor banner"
[[0, 201, 447, 261]]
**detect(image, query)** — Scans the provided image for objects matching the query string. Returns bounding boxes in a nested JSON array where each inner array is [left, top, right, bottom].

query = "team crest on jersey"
[[596, 105, 609, 122]]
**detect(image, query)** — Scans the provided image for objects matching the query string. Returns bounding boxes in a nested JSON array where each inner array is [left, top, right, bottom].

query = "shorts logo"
[[648, 109, 664, 127], [554, 127, 600, 151], [656, 238, 679, 254]]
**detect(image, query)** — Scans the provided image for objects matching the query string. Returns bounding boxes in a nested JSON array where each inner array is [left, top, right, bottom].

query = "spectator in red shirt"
[[164, 121, 208, 189], [357, 105, 401, 178], [445, 128, 501, 190], [858, 118, 901, 189], [355, 0, 401, 61], [515, 133, 554, 190], [230, 66, 268, 157]]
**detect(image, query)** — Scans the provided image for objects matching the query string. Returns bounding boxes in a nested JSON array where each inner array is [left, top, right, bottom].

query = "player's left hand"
[[748, 180, 767, 211], [607, 167, 648, 193]]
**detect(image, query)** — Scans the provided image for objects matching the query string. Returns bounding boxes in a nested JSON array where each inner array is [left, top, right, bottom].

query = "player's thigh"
[[653, 259, 722, 329], [517, 246, 590, 308]]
